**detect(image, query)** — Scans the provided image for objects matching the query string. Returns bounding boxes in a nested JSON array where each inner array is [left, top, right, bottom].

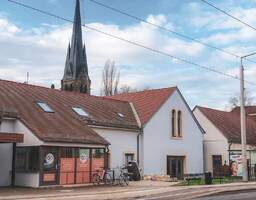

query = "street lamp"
[[240, 52, 256, 182]]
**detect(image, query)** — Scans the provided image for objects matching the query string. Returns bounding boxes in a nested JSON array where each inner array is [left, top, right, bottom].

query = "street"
[[1, 182, 256, 200], [129, 189, 256, 200], [196, 190, 256, 200]]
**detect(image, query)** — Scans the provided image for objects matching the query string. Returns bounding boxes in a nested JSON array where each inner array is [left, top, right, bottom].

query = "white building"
[[108, 87, 204, 178], [193, 106, 256, 176]]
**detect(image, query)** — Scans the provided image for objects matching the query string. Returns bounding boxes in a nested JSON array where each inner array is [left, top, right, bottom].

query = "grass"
[[178, 176, 237, 186]]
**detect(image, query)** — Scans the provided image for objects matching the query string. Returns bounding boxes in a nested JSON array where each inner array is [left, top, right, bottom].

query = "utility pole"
[[240, 52, 256, 182]]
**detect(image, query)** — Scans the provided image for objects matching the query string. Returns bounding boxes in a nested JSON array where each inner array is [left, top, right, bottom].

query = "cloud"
[[0, 10, 254, 110], [0, 14, 204, 89]]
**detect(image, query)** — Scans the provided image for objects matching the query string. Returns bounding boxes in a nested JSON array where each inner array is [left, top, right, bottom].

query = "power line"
[[200, 0, 256, 32], [6, 0, 256, 86], [87, 0, 256, 64]]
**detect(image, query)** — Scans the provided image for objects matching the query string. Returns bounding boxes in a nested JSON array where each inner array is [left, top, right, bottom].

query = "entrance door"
[[167, 156, 184, 179], [212, 155, 222, 176], [59, 148, 76, 185], [41, 147, 59, 185]]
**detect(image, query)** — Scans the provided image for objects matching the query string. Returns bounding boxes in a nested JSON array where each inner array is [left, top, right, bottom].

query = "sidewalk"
[[0, 181, 256, 200]]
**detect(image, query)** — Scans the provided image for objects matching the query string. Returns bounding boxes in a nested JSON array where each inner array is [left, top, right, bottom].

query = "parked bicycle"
[[118, 165, 131, 186], [92, 168, 113, 185]]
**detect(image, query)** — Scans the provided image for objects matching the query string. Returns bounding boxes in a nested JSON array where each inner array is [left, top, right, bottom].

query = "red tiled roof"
[[0, 80, 139, 145], [231, 106, 256, 121], [197, 106, 256, 145], [0, 133, 24, 143], [231, 106, 256, 115], [106, 87, 177, 125]]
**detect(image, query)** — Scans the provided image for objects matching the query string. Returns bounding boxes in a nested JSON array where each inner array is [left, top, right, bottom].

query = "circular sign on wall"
[[80, 153, 88, 164], [45, 153, 55, 165]]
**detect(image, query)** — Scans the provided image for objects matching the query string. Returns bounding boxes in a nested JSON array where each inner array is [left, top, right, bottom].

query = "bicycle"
[[118, 166, 131, 186], [92, 168, 113, 185]]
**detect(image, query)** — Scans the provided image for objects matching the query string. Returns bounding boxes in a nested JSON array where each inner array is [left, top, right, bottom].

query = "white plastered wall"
[[93, 127, 139, 169], [193, 108, 229, 173], [0, 119, 16, 186], [0, 119, 42, 187], [142, 90, 204, 175]]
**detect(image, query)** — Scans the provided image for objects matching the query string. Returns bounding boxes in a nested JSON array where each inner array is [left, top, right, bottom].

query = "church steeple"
[[61, 0, 91, 94]]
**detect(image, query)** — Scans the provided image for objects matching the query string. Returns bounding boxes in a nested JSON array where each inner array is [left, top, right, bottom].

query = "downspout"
[[105, 144, 110, 169], [228, 141, 233, 164], [137, 128, 143, 165], [129, 103, 142, 165]]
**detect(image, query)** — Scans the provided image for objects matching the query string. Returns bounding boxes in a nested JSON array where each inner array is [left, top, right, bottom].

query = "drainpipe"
[[11, 143, 16, 186], [228, 141, 233, 165], [137, 128, 143, 165], [105, 144, 110, 169]]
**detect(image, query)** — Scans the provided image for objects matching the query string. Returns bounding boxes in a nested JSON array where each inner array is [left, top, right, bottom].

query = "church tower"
[[61, 0, 91, 94]]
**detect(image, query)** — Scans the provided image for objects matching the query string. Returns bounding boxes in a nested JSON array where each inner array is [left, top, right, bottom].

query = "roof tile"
[[197, 106, 256, 145], [107, 87, 176, 125]]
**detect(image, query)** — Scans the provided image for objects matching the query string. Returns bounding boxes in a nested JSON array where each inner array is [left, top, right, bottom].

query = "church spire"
[[61, 0, 91, 94]]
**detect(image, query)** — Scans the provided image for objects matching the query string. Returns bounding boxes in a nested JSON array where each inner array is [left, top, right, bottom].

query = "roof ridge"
[[107, 86, 177, 97], [196, 105, 229, 113], [0, 79, 125, 101], [101, 96, 130, 104]]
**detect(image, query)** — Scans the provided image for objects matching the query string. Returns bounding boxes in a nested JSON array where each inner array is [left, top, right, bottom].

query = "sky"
[[1, 0, 256, 110]]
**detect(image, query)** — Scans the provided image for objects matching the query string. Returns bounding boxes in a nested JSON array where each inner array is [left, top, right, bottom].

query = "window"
[[171, 109, 176, 137], [16, 147, 39, 172], [72, 107, 88, 117], [92, 149, 104, 158], [61, 147, 76, 158], [37, 102, 54, 113], [117, 113, 124, 118], [125, 153, 134, 165], [177, 111, 182, 137], [171, 109, 182, 138]]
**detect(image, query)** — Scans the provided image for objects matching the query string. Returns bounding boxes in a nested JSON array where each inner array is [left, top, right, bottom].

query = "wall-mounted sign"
[[80, 153, 88, 164], [44, 153, 55, 169]]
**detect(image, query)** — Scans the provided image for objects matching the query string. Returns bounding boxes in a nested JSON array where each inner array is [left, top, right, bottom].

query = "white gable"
[[142, 89, 204, 175]]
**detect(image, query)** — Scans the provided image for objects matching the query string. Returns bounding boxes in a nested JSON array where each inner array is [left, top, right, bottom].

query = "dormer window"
[[37, 102, 54, 113], [72, 107, 88, 117]]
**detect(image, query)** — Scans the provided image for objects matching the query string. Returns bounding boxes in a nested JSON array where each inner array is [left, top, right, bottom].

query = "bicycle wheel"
[[118, 175, 125, 186], [104, 173, 113, 185], [92, 174, 101, 185], [124, 175, 129, 186]]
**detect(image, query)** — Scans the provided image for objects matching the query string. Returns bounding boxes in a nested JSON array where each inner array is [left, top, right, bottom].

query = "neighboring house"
[[108, 88, 204, 179], [193, 106, 256, 176]]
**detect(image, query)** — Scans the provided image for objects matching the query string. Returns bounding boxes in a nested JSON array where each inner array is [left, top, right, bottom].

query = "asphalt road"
[[131, 189, 256, 200], [196, 190, 256, 200]]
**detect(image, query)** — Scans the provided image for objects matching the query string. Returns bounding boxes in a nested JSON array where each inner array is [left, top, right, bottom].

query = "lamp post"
[[240, 52, 256, 182]]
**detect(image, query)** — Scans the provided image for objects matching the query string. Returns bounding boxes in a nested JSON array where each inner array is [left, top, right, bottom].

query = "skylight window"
[[72, 107, 88, 117], [37, 102, 54, 113], [117, 113, 125, 118]]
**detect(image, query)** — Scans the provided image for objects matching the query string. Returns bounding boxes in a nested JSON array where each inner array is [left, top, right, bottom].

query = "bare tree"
[[227, 90, 255, 110], [119, 85, 137, 94], [118, 85, 151, 94], [101, 60, 120, 96]]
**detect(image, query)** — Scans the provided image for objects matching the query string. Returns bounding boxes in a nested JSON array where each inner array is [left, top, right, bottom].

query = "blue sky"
[[1, 0, 256, 109]]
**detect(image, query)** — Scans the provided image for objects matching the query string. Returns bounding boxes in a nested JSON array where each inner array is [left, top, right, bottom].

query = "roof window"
[[117, 113, 125, 118], [37, 102, 54, 113], [72, 107, 88, 117]]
